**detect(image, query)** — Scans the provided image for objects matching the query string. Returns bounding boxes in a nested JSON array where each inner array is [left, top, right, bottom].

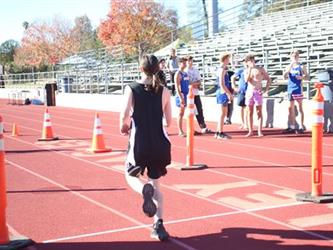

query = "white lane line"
[[6, 159, 198, 250], [44, 201, 303, 243], [5, 135, 333, 243], [3, 119, 333, 178], [3, 110, 333, 160]]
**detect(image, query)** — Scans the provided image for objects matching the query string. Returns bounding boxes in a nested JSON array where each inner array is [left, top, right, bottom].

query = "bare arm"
[[231, 74, 238, 92], [162, 87, 172, 127], [175, 71, 182, 96], [245, 67, 252, 83], [301, 65, 309, 81], [220, 69, 232, 96], [283, 63, 293, 79], [119, 86, 133, 135], [261, 68, 271, 93]]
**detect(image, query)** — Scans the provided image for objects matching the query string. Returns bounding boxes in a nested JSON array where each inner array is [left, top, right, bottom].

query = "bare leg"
[[246, 105, 254, 137], [289, 100, 296, 128], [297, 100, 305, 129], [256, 105, 263, 136], [217, 105, 227, 133], [177, 107, 185, 135], [240, 106, 245, 128]]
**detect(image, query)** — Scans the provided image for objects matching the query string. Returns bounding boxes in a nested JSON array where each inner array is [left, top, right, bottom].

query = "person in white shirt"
[[167, 48, 179, 96], [186, 56, 212, 134]]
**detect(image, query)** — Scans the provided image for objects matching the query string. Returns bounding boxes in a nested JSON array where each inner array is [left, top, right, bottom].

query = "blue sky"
[[0, 0, 239, 44]]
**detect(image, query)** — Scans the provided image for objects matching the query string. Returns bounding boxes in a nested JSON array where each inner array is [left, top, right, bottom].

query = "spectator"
[[186, 56, 212, 134], [244, 54, 271, 137], [283, 49, 308, 134], [167, 48, 179, 95]]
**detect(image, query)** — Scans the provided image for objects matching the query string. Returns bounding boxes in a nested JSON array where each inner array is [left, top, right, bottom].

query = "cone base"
[[87, 148, 112, 153], [180, 164, 208, 171], [0, 237, 34, 250], [296, 192, 333, 203], [37, 137, 59, 141]]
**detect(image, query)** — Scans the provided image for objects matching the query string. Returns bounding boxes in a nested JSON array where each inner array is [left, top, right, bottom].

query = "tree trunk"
[[202, 0, 209, 37]]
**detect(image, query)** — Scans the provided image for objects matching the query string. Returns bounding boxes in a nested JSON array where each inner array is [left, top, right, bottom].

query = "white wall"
[[0, 88, 322, 130]]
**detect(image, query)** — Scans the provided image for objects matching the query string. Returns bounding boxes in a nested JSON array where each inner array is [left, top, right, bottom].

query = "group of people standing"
[[166, 48, 308, 138], [119, 48, 308, 242]]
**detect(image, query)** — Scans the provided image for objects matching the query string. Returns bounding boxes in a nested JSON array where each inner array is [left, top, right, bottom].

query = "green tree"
[[0, 40, 19, 66], [72, 15, 96, 51]]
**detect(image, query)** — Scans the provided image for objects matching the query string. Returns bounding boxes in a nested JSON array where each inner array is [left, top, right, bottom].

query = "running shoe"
[[142, 183, 157, 217], [151, 219, 169, 241]]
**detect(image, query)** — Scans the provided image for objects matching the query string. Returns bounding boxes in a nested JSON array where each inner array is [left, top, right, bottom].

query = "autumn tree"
[[98, 0, 178, 58], [14, 16, 80, 69]]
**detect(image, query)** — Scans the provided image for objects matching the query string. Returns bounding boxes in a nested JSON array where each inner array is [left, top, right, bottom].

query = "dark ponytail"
[[140, 54, 162, 93]]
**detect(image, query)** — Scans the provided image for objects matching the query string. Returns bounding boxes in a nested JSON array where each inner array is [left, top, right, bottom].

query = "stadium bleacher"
[[2, 0, 333, 96]]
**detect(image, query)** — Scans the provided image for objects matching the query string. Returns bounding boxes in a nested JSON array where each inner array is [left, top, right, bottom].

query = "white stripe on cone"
[[94, 129, 103, 135], [94, 118, 101, 127], [188, 99, 195, 105], [0, 139, 4, 151], [312, 115, 324, 124], [312, 101, 324, 110], [43, 122, 52, 127], [0, 124, 3, 134]]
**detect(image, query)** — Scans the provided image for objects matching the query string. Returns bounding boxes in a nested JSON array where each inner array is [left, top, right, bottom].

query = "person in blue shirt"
[[283, 49, 308, 134], [215, 53, 233, 139], [175, 57, 190, 137], [231, 59, 248, 129]]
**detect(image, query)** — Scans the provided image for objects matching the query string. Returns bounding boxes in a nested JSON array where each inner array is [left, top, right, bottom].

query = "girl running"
[[120, 55, 171, 241]]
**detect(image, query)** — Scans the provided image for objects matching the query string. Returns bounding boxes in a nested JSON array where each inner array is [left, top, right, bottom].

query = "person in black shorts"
[[120, 54, 172, 241], [231, 59, 248, 129]]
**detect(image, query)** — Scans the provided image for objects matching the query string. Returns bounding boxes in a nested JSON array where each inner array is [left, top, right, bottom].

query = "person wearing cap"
[[175, 57, 190, 137], [186, 56, 212, 134], [231, 58, 248, 129], [167, 48, 179, 95], [244, 54, 271, 137], [215, 52, 233, 139]]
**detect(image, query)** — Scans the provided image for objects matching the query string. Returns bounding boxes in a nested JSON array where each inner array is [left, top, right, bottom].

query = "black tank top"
[[128, 82, 171, 166]]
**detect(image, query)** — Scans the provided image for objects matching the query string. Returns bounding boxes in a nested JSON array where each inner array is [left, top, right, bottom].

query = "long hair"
[[140, 54, 162, 93]]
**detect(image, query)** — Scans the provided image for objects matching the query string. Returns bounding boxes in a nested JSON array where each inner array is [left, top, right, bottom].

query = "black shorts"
[[126, 162, 167, 179], [237, 92, 246, 107]]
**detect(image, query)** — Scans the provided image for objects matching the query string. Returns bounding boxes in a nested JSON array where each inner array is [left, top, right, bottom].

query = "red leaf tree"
[[14, 16, 80, 68], [98, 0, 178, 58]]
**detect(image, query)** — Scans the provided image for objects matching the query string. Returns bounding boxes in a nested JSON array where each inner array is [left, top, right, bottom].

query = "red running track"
[[1, 99, 333, 250]]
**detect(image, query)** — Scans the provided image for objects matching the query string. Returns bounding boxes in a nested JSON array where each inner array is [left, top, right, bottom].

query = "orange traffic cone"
[[38, 109, 59, 141], [0, 116, 9, 246], [0, 115, 34, 248], [11, 123, 19, 136], [88, 113, 111, 153], [296, 83, 333, 203], [180, 86, 207, 171]]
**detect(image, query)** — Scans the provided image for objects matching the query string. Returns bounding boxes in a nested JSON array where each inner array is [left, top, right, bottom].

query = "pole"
[[311, 83, 324, 196], [181, 86, 207, 171], [296, 83, 333, 203]]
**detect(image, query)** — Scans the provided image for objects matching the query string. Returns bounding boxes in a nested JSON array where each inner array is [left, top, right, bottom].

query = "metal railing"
[[0, 0, 332, 99]]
